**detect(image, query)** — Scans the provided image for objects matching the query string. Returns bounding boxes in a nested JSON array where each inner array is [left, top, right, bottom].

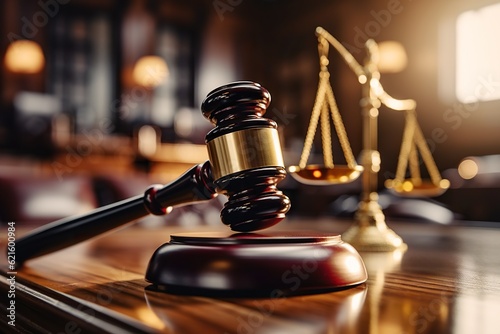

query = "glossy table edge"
[[0, 271, 157, 333]]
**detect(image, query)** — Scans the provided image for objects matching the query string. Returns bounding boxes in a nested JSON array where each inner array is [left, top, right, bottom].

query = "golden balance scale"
[[288, 27, 450, 251]]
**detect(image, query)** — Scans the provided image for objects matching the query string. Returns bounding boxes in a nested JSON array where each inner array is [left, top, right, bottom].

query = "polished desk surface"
[[1, 218, 500, 334]]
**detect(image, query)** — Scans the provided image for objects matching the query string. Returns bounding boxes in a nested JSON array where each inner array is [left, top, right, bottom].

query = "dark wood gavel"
[[15, 81, 291, 265]]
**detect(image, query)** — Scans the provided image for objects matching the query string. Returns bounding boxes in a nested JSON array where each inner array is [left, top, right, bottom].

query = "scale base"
[[342, 195, 407, 252], [145, 231, 367, 297]]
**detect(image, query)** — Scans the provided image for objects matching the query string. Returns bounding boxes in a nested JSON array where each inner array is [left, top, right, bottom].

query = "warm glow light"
[[209, 260, 231, 270], [377, 41, 408, 73], [132, 55, 169, 88], [458, 159, 479, 179], [137, 125, 158, 157], [439, 179, 451, 189], [313, 170, 322, 178], [343, 256, 365, 275], [4, 40, 45, 74], [369, 107, 379, 118], [135, 307, 167, 330], [402, 180, 414, 192], [456, 3, 500, 103]]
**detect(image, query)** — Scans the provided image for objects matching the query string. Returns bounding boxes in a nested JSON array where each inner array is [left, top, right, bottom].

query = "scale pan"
[[385, 179, 450, 197], [288, 164, 363, 185]]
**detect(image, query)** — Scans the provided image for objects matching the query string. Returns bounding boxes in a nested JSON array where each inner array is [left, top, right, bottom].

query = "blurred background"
[[1, 0, 499, 227]]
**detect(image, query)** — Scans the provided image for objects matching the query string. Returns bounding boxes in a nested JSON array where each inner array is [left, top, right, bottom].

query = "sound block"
[[145, 231, 367, 297]]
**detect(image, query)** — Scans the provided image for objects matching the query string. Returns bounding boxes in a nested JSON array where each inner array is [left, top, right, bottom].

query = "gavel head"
[[201, 81, 291, 232]]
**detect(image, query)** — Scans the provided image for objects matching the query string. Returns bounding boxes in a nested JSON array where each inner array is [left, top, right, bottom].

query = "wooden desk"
[[1, 219, 500, 333]]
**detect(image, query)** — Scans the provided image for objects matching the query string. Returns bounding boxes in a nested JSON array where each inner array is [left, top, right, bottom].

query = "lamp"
[[377, 41, 408, 73], [4, 40, 45, 74], [376, 41, 408, 73], [132, 55, 169, 88]]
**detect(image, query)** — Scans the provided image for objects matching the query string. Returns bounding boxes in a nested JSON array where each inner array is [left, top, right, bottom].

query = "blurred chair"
[[12, 92, 63, 157], [0, 173, 97, 226]]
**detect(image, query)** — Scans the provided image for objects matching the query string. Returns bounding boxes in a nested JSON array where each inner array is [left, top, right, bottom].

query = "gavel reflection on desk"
[[14, 81, 367, 296]]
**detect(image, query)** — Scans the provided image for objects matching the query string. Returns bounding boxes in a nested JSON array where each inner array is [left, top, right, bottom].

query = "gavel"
[[15, 81, 291, 265]]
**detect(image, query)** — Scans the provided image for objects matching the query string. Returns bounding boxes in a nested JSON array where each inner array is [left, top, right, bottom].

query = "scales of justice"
[[289, 27, 450, 251]]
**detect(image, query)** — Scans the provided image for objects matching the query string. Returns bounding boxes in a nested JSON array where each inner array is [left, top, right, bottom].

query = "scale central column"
[[359, 67, 384, 226], [342, 61, 406, 251]]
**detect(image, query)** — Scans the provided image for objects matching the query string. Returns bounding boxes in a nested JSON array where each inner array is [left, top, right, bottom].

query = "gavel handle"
[[15, 161, 216, 266]]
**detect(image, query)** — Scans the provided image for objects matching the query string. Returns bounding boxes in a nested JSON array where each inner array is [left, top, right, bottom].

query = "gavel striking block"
[[14, 81, 367, 296], [147, 82, 366, 295]]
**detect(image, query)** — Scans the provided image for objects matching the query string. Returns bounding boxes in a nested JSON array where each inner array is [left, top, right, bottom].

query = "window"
[[456, 3, 500, 103]]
